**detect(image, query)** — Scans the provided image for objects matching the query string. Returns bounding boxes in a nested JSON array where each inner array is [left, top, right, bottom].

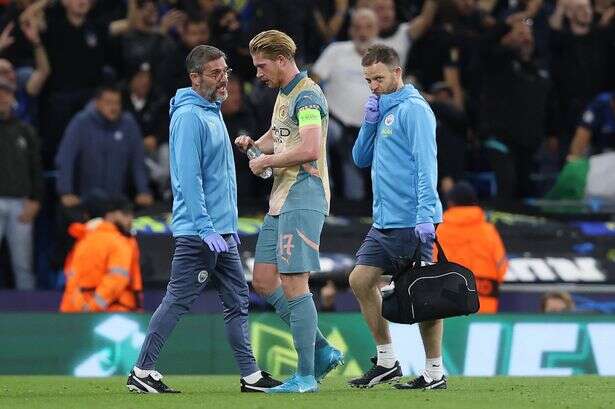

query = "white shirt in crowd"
[[312, 22, 412, 127], [312, 41, 370, 127], [377, 22, 412, 70]]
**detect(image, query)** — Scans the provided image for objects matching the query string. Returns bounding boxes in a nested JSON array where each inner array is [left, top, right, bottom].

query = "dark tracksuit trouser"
[[136, 235, 258, 377]]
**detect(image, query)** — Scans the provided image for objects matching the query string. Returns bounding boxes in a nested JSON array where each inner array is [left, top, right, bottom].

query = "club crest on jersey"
[[384, 114, 395, 126], [278, 104, 289, 121], [197, 270, 208, 284]]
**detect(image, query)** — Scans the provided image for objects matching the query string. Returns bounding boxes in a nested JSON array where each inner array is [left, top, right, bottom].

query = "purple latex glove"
[[364, 94, 380, 124], [414, 223, 435, 243], [232, 232, 241, 245], [204, 232, 229, 253]]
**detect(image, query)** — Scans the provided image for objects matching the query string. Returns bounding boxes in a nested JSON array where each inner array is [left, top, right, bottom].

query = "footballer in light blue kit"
[[235, 30, 343, 393]]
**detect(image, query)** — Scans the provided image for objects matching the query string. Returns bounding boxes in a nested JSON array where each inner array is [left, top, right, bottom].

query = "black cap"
[[446, 181, 478, 206]]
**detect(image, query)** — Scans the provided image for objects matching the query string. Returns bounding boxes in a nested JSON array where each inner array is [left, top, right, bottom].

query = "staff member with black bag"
[[347, 44, 445, 390]]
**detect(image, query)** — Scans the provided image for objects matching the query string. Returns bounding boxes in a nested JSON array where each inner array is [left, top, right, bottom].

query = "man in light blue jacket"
[[127, 45, 281, 394], [348, 45, 445, 390]]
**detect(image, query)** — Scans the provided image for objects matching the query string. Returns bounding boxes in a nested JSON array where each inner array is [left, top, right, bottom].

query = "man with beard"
[[127, 45, 282, 394], [59, 193, 143, 313], [235, 30, 343, 393]]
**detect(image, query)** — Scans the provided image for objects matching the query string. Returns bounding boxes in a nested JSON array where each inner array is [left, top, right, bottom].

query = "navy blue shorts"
[[355, 227, 433, 273]]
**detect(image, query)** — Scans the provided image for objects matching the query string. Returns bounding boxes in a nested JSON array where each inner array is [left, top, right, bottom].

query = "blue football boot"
[[314, 345, 344, 382], [265, 374, 319, 393]]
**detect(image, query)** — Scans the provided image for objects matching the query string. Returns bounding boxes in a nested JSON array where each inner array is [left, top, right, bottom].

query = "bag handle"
[[410, 236, 448, 265], [393, 233, 448, 278], [434, 238, 448, 263]]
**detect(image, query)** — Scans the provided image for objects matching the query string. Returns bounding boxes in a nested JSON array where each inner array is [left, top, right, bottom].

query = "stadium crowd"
[[0, 0, 614, 291]]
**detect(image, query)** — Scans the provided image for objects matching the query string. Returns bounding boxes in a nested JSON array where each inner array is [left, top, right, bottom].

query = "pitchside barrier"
[[134, 214, 615, 291], [1, 313, 613, 377]]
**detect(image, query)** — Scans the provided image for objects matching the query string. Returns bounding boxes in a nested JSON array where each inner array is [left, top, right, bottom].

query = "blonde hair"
[[249, 30, 297, 61]]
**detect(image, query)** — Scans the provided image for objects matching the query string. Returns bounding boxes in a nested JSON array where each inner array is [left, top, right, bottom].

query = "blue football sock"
[[287, 293, 318, 377], [265, 286, 329, 349]]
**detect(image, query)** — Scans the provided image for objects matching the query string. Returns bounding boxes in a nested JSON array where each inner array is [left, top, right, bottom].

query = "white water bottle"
[[246, 144, 272, 179]]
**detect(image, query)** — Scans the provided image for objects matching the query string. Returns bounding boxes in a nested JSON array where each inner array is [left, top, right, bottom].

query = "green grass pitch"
[[1, 376, 613, 409]]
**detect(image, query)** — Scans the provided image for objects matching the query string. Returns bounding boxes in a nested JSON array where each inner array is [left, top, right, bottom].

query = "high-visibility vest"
[[60, 219, 143, 312], [434, 206, 508, 314]]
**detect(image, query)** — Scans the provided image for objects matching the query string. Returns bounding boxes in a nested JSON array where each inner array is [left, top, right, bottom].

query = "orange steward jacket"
[[60, 219, 143, 312], [434, 206, 508, 313]]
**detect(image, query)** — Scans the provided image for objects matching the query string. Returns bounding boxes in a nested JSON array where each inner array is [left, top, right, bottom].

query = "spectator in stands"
[[427, 81, 468, 194], [568, 92, 615, 160], [405, 0, 474, 111], [0, 0, 39, 68], [492, 0, 551, 58], [246, 0, 317, 64], [181, 0, 220, 18], [60, 193, 143, 312], [159, 17, 209, 96], [479, 18, 552, 200], [55, 84, 153, 209], [549, 0, 615, 141], [245, 76, 277, 138], [208, 5, 252, 81], [221, 75, 268, 207], [541, 291, 576, 313], [370, 0, 438, 71], [0, 15, 50, 124], [312, 7, 379, 200], [0, 78, 43, 290], [19, 0, 134, 168], [117, 0, 184, 80], [313, 0, 350, 45], [435, 182, 508, 314], [122, 62, 170, 200]]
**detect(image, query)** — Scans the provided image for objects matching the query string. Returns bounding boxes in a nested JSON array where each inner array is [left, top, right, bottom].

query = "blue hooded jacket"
[[55, 103, 149, 198], [169, 88, 238, 240], [352, 84, 443, 228]]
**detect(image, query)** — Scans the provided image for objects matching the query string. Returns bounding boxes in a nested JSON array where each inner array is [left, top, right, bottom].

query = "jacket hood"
[[169, 87, 220, 117], [67, 218, 105, 239], [84, 102, 125, 127], [443, 206, 486, 226], [379, 84, 421, 113]]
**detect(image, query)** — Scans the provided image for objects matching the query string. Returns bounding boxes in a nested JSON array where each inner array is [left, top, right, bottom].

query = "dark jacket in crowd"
[[55, 104, 149, 198], [479, 23, 552, 151], [0, 117, 44, 200], [431, 100, 468, 183], [122, 89, 169, 144], [550, 25, 615, 137]]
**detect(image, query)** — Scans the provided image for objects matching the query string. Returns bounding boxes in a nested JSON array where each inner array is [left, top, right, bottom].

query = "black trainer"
[[240, 371, 283, 392], [348, 358, 402, 388], [126, 370, 180, 393], [394, 373, 447, 390]]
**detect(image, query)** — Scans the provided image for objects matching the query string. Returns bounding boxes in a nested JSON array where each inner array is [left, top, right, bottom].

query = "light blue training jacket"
[[352, 84, 443, 228], [168, 87, 238, 240]]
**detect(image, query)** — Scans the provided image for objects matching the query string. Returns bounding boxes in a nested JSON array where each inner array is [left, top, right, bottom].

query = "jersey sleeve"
[[292, 89, 328, 124]]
